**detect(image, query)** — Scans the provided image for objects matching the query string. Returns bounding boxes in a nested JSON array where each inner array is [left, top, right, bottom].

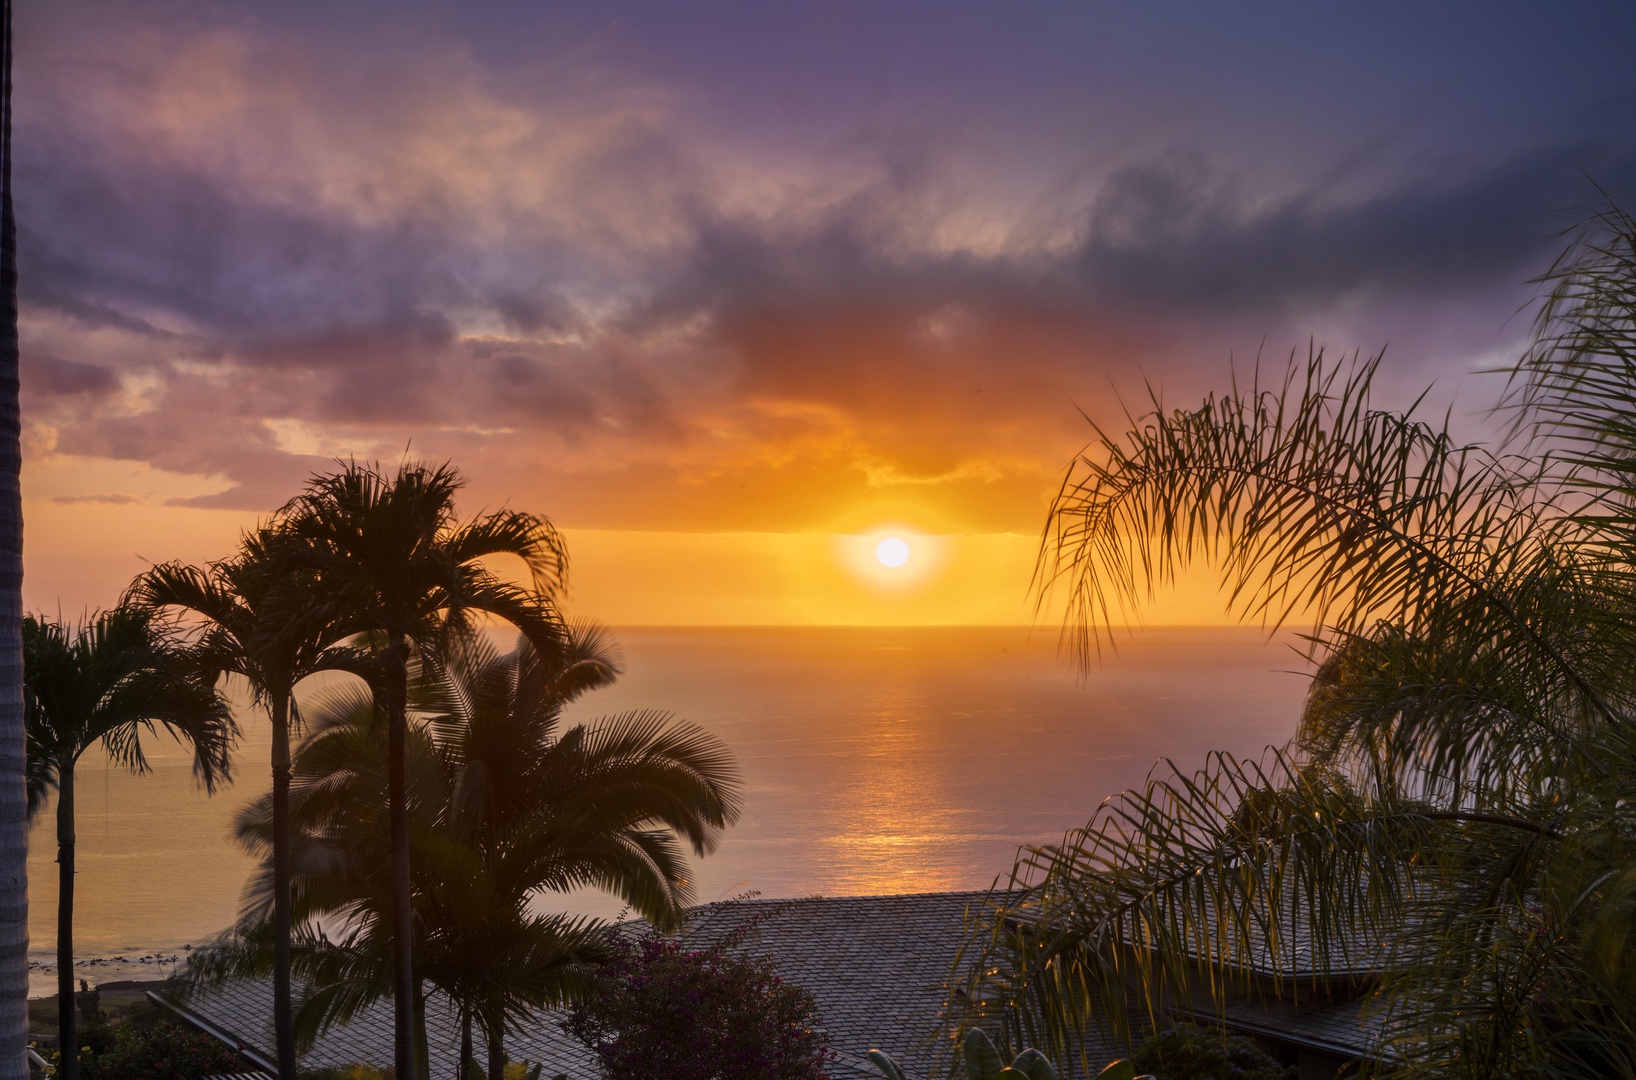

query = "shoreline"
[[28, 976, 175, 1001], [27, 955, 189, 999]]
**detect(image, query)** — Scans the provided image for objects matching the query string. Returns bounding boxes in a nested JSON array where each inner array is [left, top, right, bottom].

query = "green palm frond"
[[960, 748, 1588, 1068]]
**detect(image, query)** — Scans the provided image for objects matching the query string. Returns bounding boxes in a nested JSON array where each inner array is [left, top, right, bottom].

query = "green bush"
[[1131, 1025, 1292, 1080]]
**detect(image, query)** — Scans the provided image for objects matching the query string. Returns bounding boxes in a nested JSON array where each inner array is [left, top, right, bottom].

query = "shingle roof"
[[156, 978, 597, 1079], [681, 892, 997, 1077], [161, 893, 997, 1079]]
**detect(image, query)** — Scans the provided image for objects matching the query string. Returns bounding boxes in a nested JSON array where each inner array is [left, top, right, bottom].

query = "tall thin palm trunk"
[[485, 1026, 503, 1080], [0, 1, 28, 1075], [412, 989, 429, 1080], [271, 694, 296, 1080], [53, 768, 74, 1080], [385, 636, 416, 1080]]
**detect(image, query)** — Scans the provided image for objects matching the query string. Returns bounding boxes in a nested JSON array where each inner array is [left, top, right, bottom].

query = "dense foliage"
[[563, 933, 833, 1080], [1129, 1026, 1290, 1080]]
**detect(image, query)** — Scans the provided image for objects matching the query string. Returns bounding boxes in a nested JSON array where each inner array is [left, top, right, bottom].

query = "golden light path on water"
[[25, 626, 1312, 995]]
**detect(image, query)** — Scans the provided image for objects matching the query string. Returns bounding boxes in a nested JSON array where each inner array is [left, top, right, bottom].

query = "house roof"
[[158, 890, 1376, 1078]]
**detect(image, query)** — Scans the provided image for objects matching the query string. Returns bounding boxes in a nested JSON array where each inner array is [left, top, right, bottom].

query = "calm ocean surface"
[[25, 625, 1314, 996]]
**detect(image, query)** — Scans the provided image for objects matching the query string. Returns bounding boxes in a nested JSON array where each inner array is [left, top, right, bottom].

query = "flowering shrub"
[[563, 933, 833, 1080], [71, 1020, 247, 1080], [1130, 1024, 1292, 1080]]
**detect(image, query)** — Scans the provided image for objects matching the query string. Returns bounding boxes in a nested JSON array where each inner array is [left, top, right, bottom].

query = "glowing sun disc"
[[875, 536, 910, 568]]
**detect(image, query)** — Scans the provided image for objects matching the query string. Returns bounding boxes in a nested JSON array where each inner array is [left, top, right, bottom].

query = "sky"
[[15, 1, 1636, 625]]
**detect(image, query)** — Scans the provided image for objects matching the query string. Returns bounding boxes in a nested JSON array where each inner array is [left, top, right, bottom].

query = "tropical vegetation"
[[198, 623, 740, 1080], [7, 457, 751, 1080], [958, 201, 1636, 1078], [22, 605, 235, 1080]]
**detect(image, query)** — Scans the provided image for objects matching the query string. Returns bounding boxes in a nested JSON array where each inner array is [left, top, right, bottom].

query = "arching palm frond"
[[23, 604, 235, 810], [959, 748, 1580, 1066], [1040, 349, 1616, 785]]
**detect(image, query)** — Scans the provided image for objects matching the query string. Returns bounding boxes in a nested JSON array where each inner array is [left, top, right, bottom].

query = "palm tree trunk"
[[412, 986, 430, 1080], [0, 1, 28, 1075], [386, 635, 417, 1080], [271, 694, 297, 1080], [54, 768, 76, 1080], [485, 1024, 503, 1080], [459, 1010, 472, 1080]]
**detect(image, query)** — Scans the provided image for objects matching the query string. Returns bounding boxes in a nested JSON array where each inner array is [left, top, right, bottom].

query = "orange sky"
[[24, 468, 1245, 625]]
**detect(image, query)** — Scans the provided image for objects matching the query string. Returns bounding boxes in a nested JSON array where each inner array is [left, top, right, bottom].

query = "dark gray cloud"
[[22, 353, 119, 398], [1070, 144, 1636, 311]]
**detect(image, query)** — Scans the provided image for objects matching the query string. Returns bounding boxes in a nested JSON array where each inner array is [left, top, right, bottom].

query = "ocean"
[[25, 625, 1314, 997]]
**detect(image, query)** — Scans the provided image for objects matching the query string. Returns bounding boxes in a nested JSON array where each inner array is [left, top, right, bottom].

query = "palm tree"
[[419, 628, 740, 1076], [959, 202, 1636, 1078], [269, 461, 571, 1080], [23, 604, 236, 1080], [0, 2, 28, 1074], [211, 627, 739, 1079], [136, 530, 369, 1080]]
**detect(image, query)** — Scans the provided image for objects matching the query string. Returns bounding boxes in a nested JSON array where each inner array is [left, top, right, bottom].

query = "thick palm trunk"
[[54, 769, 75, 1080], [459, 1010, 472, 1080], [0, 2, 28, 1076], [271, 694, 297, 1080], [386, 636, 417, 1080]]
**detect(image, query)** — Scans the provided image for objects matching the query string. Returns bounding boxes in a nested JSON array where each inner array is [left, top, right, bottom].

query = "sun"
[[834, 526, 945, 592], [875, 536, 910, 568]]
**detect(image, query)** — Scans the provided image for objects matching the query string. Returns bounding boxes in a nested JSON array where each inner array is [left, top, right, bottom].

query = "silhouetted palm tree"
[[0, 2, 27, 1073], [270, 461, 569, 1080], [137, 531, 368, 1080], [23, 604, 235, 1080]]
